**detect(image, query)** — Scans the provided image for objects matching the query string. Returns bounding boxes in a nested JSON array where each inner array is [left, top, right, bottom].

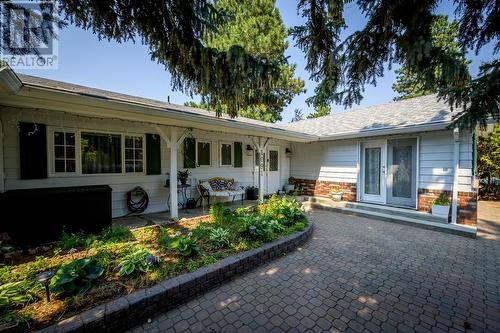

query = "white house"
[[0, 65, 478, 234]]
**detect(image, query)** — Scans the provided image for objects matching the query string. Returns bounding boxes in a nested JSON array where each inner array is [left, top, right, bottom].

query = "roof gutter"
[[0, 64, 22, 95]]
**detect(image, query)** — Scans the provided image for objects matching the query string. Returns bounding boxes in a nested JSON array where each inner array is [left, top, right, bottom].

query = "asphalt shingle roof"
[[280, 95, 455, 137], [18, 74, 455, 139], [17, 74, 289, 130]]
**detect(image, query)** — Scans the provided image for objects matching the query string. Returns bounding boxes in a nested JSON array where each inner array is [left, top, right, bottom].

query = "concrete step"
[[302, 196, 476, 238]]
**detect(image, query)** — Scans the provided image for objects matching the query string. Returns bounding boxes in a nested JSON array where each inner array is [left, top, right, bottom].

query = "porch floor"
[[112, 199, 259, 229]]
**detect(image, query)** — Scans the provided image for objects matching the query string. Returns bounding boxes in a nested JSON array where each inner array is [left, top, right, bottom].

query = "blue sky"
[[17, 1, 495, 123]]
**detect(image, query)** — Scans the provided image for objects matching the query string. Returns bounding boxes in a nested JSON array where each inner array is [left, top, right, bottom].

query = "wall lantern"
[[285, 148, 292, 157], [246, 144, 254, 156]]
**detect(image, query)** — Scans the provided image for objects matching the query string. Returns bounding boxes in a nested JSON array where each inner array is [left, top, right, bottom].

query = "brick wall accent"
[[417, 189, 477, 226], [294, 179, 357, 202], [38, 223, 313, 333], [457, 191, 477, 226]]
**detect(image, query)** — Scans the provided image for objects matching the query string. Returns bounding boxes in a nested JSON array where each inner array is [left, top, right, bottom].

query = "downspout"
[[451, 127, 460, 224]]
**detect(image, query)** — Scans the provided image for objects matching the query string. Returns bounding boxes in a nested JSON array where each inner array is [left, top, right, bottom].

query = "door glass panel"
[[269, 150, 278, 171], [392, 146, 412, 198], [364, 148, 380, 195]]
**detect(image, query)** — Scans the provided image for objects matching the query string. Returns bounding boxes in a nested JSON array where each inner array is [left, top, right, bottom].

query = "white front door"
[[266, 146, 280, 194], [360, 141, 386, 203]]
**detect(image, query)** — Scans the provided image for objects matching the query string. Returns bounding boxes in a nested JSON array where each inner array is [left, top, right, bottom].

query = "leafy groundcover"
[[1, 196, 307, 331]]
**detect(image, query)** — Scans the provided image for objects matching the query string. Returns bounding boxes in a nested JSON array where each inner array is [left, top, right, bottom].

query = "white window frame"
[[124, 135, 145, 174], [196, 140, 212, 167], [219, 141, 233, 167], [47, 126, 146, 177], [48, 127, 80, 176]]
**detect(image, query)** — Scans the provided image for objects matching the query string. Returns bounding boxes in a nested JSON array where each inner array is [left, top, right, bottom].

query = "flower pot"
[[284, 184, 295, 193], [432, 204, 450, 218], [330, 193, 343, 201], [246, 188, 259, 200]]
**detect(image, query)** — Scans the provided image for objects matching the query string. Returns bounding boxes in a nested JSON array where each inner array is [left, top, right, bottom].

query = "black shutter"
[[19, 122, 47, 179], [183, 137, 196, 168], [146, 134, 161, 175], [234, 142, 243, 168]]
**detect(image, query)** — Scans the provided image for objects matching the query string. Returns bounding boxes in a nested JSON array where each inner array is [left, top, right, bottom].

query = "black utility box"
[[0, 185, 112, 245]]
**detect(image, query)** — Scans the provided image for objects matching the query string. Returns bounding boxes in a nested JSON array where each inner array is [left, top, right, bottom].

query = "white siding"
[[290, 140, 358, 183], [0, 107, 291, 217], [290, 129, 474, 192], [419, 130, 473, 192]]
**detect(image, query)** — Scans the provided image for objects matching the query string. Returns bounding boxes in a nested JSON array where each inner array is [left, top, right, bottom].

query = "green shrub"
[[117, 249, 158, 276], [49, 258, 104, 296], [208, 227, 230, 249], [186, 255, 218, 272], [168, 233, 199, 257], [268, 220, 286, 233], [210, 203, 225, 224], [240, 215, 274, 242], [100, 227, 134, 243], [292, 222, 306, 232], [58, 232, 88, 250], [192, 223, 212, 239]]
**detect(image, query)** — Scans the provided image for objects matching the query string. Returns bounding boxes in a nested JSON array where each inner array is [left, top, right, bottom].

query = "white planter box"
[[284, 184, 295, 193], [432, 204, 450, 218], [330, 193, 343, 201]]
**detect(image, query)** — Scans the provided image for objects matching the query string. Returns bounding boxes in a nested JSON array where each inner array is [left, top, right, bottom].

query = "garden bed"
[[1, 196, 309, 332]]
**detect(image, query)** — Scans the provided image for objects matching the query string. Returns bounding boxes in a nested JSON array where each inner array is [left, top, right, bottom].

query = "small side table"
[[165, 184, 191, 210]]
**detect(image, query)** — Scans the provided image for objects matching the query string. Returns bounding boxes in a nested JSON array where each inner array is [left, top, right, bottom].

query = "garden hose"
[[126, 186, 149, 214]]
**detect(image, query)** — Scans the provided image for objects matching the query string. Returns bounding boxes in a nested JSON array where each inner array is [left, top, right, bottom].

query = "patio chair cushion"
[[208, 177, 234, 191]]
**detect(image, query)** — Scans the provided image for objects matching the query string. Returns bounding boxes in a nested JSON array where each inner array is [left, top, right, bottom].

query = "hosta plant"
[[169, 233, 199, 257], [49, 258, 104, 296], [208, 227, 230, 249], [117, 249, 159, 276], [0, 281, 40, 309]]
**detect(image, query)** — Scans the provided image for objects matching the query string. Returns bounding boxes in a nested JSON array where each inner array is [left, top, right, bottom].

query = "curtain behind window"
[[81, 133, 122, 174]]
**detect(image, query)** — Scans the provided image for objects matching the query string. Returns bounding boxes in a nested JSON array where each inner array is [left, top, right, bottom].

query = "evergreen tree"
[[2, 0, 498, 127], [307, 105, 331, 119], [393, 16, 469, 101], [187, 0, 305, 122]]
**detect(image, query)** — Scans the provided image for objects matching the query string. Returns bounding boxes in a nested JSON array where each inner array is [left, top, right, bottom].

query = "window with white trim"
[[53, 131, 76, 173], [197, 141, 211, 166], [125, 136, 144, 173], [220, 142, 232, 166]]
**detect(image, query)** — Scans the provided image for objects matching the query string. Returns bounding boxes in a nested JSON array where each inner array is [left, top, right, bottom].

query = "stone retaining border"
[[39, 222, 313, 333]]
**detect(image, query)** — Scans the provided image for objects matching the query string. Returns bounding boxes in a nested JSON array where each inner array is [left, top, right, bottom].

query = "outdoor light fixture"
[[36, 271, 55, 302], [285, 148, 292, 157], [246, 144, 254, 156]]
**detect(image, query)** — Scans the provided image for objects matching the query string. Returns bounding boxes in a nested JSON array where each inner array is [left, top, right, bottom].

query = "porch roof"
[[0, 66, 317, 143]]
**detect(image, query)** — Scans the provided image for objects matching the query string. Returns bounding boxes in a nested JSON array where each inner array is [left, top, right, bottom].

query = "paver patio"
[[128, 206, 500, 333]]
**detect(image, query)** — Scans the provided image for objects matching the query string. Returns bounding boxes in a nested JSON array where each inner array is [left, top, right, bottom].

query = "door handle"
[[382, 165, 386, 174]]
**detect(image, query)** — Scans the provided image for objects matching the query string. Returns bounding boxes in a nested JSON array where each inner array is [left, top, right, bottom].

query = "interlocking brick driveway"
[[128, 209, 500, 333]]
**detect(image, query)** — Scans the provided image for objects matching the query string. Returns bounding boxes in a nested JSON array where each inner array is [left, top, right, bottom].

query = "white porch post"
[[451, 127, 460, 224], [253, 137, 270, 203], [169, 127, 179, 218]]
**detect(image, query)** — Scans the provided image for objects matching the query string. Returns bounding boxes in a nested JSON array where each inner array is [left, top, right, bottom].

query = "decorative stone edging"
[[38, 222, 313, 333]]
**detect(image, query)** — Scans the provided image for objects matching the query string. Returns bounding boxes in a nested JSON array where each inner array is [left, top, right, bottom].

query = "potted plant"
[[431, 193, 451, 218], [284, 177, 295, 193], [177, 169, 190, 185], [329, 187, 344, 201], [246, 186, 259, 200]]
